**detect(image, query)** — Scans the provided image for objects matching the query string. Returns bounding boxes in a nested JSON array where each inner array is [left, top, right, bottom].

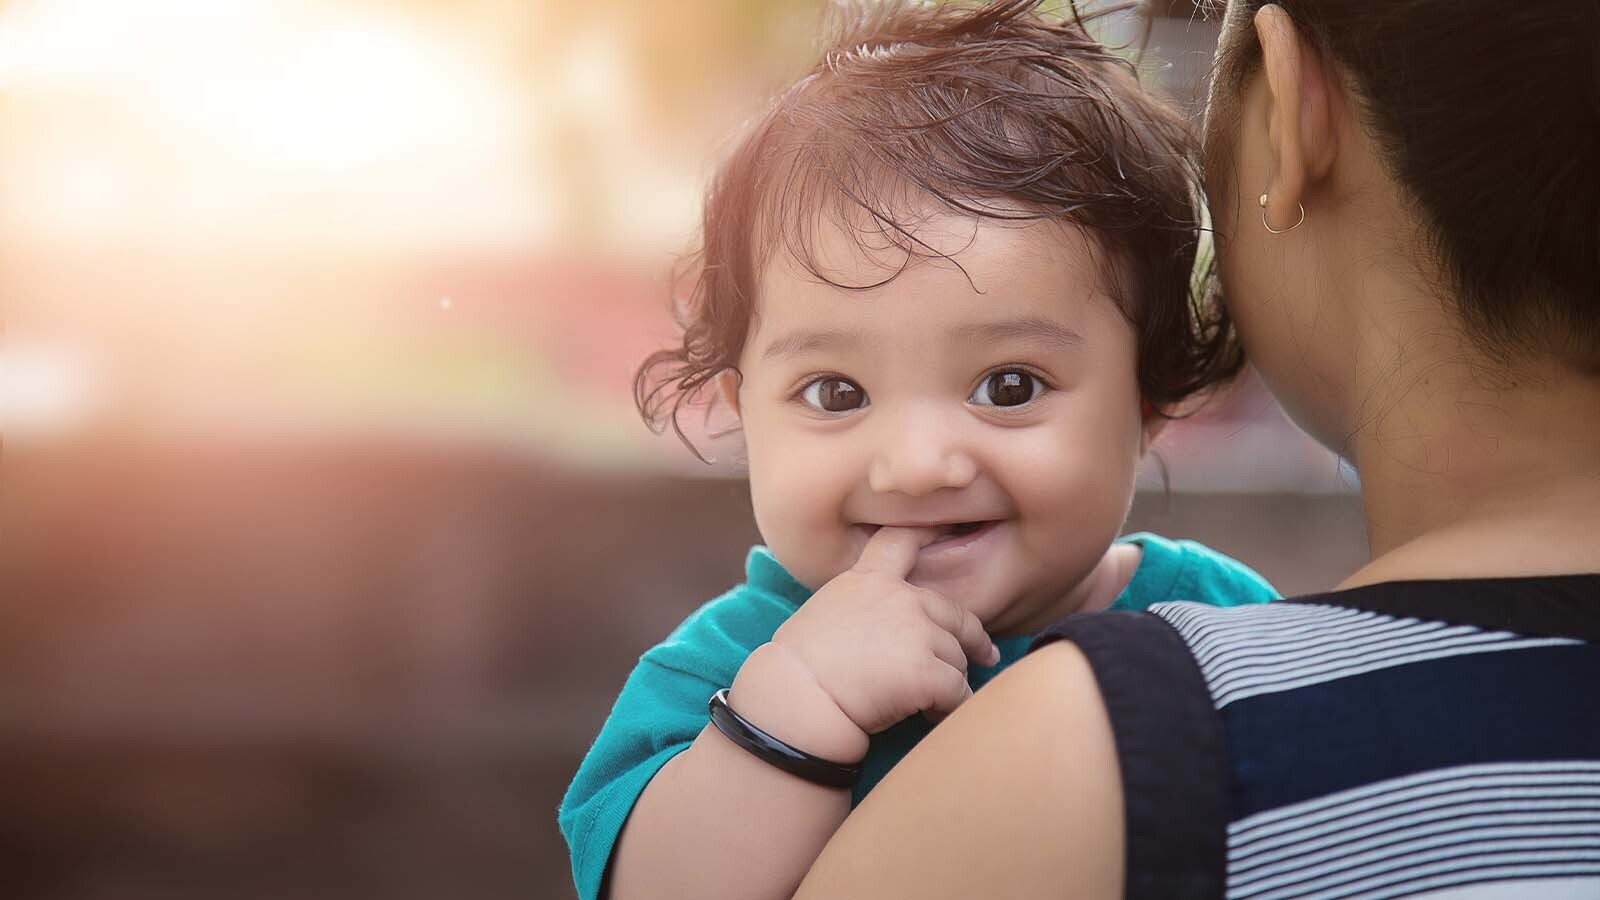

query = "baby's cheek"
[[1011, 434, 1138, 540], [1018, 420, 1136, 491], [747, 472, 851, 593]]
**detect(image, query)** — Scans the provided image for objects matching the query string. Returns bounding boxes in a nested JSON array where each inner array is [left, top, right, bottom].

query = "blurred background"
[[0, 1, 1365, 897]]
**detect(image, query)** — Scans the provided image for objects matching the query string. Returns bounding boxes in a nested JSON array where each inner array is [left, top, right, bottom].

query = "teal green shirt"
[[558, 533, 1278, 900]]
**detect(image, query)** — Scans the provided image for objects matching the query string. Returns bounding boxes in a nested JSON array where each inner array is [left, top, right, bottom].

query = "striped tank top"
[[1033, 574, 1600, 899]]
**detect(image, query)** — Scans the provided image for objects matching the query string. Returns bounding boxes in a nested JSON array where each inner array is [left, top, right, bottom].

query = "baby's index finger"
[[852, 526, 941, 578]]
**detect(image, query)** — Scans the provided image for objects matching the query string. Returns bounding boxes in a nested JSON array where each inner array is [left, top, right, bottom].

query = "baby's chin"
[[907, 566, 1030, 623]]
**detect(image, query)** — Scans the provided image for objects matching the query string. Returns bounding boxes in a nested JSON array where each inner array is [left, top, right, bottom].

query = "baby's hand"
[[727, 527, 999, 764]]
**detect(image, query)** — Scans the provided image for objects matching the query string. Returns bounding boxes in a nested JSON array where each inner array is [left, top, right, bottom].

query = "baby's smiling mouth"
[[859, 519, 1004, 547], [938, 521, 988, 539]]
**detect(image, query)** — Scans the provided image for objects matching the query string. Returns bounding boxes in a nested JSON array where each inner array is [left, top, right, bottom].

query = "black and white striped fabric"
[[1032, 574, 1600, 900]]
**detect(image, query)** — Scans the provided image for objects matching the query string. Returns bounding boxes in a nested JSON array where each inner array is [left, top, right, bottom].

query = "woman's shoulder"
[[1028, 608, 1230, 898], [796, 641, 1125, 899]]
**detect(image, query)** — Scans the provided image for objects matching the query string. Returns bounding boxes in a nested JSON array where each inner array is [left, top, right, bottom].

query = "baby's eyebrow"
[[760, 328, 864, 360], [952, 316, 1083, 350]]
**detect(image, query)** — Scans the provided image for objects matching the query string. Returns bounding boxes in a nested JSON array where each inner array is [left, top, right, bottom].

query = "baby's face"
[[732, 214, 1150, 636]]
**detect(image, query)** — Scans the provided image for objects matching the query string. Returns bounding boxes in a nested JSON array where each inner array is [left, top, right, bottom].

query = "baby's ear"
[[1139, 401, 1167, 457], [715, 368, 743, 418]]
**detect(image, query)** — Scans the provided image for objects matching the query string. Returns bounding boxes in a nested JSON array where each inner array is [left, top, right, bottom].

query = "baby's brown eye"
[[971, 370, 1043, 408], [801, 377, 867, 412]]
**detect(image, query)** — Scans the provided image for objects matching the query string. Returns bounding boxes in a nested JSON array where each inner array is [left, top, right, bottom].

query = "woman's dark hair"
[[637, 0, 1242, 455], [1212, 0, 1600, 371]]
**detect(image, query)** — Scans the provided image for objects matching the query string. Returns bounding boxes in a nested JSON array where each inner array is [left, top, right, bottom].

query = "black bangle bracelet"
[[707, 688, 862, 789]]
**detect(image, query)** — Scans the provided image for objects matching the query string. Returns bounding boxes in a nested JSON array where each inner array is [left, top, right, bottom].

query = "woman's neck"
[[1343, 340, 1600, 588]]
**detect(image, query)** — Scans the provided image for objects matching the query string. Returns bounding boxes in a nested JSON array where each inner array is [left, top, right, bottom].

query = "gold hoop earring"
[[1258, 193, 1306, 234]]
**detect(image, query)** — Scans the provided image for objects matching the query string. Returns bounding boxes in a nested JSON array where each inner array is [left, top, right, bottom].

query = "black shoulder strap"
[[1285, 574, 1600, 642], [1031, 611, 1226, 900]]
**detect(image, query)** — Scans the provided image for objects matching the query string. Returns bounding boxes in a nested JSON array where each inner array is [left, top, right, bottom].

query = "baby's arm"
[[606, 528, 997, 900], [606, 642, 866, 899]]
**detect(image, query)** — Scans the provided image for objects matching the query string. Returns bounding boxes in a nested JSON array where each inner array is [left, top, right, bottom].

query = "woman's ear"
[[1254, 4, 1337, 220], [715, 368, 743, 419]]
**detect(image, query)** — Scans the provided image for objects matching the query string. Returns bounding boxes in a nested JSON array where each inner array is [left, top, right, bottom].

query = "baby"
[[561, 2, 1277, 898]]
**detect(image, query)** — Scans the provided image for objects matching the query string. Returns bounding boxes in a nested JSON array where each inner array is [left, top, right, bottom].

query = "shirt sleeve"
[[558, 586, 798, 900], [1029, 610, 1228, 900], [1114, 533, 1280, 613], [1172, 538, 1281, 607], [558, 657, 724, 900]]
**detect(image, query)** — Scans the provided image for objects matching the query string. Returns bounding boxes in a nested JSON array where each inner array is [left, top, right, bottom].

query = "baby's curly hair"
[[636, 0, 1242, 457]]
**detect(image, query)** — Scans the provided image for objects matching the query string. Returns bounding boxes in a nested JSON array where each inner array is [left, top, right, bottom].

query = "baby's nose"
[[866, 407, 978, 497]]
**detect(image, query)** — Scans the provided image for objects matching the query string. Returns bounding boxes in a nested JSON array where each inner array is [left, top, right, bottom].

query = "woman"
[[795, 0, 1600, 897]]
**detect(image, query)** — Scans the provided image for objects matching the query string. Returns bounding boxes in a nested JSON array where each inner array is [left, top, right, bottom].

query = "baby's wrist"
[[728, 643, 870, 765]]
